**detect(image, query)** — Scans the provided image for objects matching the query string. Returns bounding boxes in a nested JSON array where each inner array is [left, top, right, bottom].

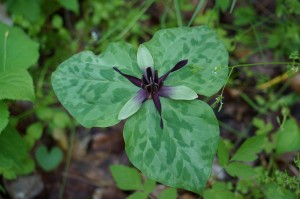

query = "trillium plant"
[[52, 26, 228, 194]]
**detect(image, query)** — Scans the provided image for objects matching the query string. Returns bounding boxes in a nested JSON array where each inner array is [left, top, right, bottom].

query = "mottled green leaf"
[[231, 135, 266, 162], [158, 188, 177, 199], [35, 145, 63, 172], [57, 0, 79, 14], [217, 139, 229, 167], [52, 42, 140, 127], [0, 69, 35, 101], [0, 22, 39, 71], [124, 99, 219, 194], [0, 102, 9, 133], [144, 26, 228, 97], [275, 118, 300, 154], [225, 162, 256, 178], [110, 165, 143, 191]]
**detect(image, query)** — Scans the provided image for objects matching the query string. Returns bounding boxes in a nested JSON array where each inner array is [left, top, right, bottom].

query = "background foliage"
[[0, 0, 299, 198]]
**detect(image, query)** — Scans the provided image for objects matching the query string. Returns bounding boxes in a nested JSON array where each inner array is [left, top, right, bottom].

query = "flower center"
[[141, 67, 161, 94]]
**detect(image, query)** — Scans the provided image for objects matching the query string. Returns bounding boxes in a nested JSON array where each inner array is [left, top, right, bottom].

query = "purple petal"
[[113, 67, 142, 87], [158, 59, 188, 84], [152, 93, 163, 129]]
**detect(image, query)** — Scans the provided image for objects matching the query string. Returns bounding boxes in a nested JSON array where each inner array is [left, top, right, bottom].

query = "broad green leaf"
[[57, 0, 79, 14], [124, 99, 219, 194], [24, 122, 43, 148], [0, 101, 9, 133], [0, 69, 35, 101], [0, 22, 39, 71], [127, 192, 148, 199], [110, 165, 143, 191], [263, 183, 296, 199], [144, 26, 228, 97], [35, 145, 63, 172], [233, 7, 257, 26], [137, 44, 154, 71], [0, 126, 31, 178], [144, 178, 156, 194], [52, 42, 140, 128], [6, 0, 42, 23], [275, 118, 300, 154], [53, 111, 71, 128], [225, 162, 256, 179], [158, 188, 177, 199], [26, 122, 43, 140], [217, 139, 229, 167], [204, 188, 235, 199], [231, 135, 266, 162]]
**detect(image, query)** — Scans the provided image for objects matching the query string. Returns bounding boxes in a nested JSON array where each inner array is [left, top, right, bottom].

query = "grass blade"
[[187, 0, 206, 27], [174, 0, 183, 27], [229, 0, 237, 14]]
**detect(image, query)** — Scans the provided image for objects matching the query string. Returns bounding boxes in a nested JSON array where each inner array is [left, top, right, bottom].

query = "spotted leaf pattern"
[[124, 98, 219, 194], [144, 26, 228, 97]]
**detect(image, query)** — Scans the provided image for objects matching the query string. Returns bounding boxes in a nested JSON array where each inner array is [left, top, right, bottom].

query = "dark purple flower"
[[113, 45, 197, 128]]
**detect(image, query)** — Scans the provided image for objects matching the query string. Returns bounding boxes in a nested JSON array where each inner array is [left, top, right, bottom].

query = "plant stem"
[[59, 126, 75, 199], [3, 31, 9, 72], [219, 61, 295, 98], [174, 0, 183, 27]]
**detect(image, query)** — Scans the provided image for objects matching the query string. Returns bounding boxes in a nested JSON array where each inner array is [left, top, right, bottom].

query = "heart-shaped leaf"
[[35, 145, 63, 171], [144, 26, 228, 97], [124, 98, 219, 194], [52, 42, 140, 128]]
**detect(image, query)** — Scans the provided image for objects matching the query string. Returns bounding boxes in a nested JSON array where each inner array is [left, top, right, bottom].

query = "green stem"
[[3, 31, 9, 72], [59, 125, 75, 199], [219, 61, 295, 98], [187, 0, 206, 27], [174, 0, 183, 27]]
